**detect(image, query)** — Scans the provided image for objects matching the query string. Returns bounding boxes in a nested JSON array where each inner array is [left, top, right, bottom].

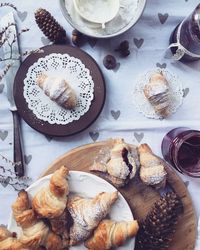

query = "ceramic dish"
[[60, 0, 146, 38], [8, 171, 135, 250], [73, 0, 120, 29]]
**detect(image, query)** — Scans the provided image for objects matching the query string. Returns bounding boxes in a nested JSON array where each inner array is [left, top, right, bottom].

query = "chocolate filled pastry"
[[67, 191, 118, 246], [138, 144, 167, 189], [0, 226, 24, 250], [37, 74, 77, 109], [85, 219, 139, 250], [50, 208, 70, 248], [143, 72, 170, 118], [12, 190, 63, 250], [32, 166, 69, 219], [90, 139, 138, 187]]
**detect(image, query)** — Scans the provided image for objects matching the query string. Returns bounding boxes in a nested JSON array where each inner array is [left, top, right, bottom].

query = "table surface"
[[0, 0, 200, 249]]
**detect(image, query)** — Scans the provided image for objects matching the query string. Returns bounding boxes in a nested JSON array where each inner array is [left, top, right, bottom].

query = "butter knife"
[[1, 12, 25, 177]]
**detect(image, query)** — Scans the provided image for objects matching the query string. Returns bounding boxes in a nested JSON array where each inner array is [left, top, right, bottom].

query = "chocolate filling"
[[122, 147, 133, 179]]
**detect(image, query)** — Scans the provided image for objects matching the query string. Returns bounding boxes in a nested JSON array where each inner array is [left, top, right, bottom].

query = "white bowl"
[[60, 0, 146, 38]]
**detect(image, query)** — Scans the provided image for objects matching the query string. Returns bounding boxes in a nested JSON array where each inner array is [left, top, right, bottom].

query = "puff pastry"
[[68, 191, 118, 246], [90, 139, 138, 187], [37, 74, 77, 109], [85, 219, 139, 250], [144, 72, 170, 118], [138, 144, 167, 189], [32, 166, 69, 218], [0, 226, 24, 250], [12, 190, 63, 250], [50, 208, 69, 248]]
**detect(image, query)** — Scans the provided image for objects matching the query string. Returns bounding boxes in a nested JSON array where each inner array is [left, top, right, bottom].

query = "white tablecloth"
[[1, 0, 200, 248]]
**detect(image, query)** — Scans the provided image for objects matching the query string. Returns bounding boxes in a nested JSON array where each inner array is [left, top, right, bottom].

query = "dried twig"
[[0, 153, 21, 167], [0, 64, 12, 81], [22, 48, 44, 57], [0, 3, 17, 11]]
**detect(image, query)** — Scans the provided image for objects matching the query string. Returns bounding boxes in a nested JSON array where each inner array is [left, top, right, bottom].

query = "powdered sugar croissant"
[[144, 72, 170, 118], [32, 166, 69, 218], [138, 144, 167, 189], [37, 74, 77, 109], [12, 190, 63, 250], [0, 226, 24, 250], [90, 139, 138, 187], [85, 219, 139, 250], [68, 191, 118, 246]]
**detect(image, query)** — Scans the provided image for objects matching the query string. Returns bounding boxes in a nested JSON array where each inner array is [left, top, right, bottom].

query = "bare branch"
[[0, 64, 12, 82], [0, 3, 18, 11]]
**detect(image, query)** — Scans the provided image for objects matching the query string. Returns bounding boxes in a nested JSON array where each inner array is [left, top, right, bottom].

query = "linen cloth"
[[0, 0, 200, 248]]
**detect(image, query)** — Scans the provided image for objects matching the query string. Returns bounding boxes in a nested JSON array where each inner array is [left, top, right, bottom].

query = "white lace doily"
[[133, 69, 183, 119], [23, 53, 94, 125]]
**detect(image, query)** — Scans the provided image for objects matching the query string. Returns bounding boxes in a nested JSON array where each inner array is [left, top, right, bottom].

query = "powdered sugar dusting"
[[68, 192, 118, 244], [133, 69, 183, 119], [23, 53, 94, 125]]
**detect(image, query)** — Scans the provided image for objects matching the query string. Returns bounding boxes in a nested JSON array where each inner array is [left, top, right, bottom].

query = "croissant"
[[12, 190, 63, 250], [0, 226, 24, 250], [37, 74, 77, 109], [32, 166, 69, 218], [138, 144, 167, 189], [50, 208, 69, 248], [143, 72, 170, 117], [85, 219, 139, 250], [90, 139, 138, 187], [68, 191, 118, 246]]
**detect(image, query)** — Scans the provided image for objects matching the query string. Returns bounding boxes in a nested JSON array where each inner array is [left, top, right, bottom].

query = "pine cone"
[[35, 8, 68, 44], [135, 192, 183, 250]]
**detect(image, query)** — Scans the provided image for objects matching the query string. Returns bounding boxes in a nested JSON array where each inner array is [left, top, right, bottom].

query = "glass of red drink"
[[162, 127, 200, 177]]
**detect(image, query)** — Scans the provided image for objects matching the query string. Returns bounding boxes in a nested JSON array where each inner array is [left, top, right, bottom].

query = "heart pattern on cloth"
[[183, 88, 189, 98], [0, 84, 4, 94], [41, 36, 51, 46], [0, 130, 8, 141], [156, 62, 167, 69], [158, 13, 169, 24], [87, 38, 98, 48], [17, 11, 28, 22], [111, 110, 121, 120], [113, 62, 120, 72], [24, 155, 32, 165], [184, 181, 189, 188], [0, 177, 11, 188], [45, 135, 53, 142], [134, 132, 144, 143], [89, 132, 99, 142], [133, 38, 144, 49]]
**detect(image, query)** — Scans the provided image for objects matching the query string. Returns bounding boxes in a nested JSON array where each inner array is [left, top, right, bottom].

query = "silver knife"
[[1, 12, 25, 177]]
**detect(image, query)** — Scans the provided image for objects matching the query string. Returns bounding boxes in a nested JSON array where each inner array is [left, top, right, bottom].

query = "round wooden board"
[[41, 139, 197, 250]]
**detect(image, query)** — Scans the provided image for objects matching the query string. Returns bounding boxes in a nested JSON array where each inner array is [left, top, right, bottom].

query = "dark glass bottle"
[[162, 127, 200, 177], [170, 4, 200, 62]]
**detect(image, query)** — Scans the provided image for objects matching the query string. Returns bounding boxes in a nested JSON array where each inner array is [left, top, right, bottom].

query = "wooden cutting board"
[[42, 139, 197, 250]]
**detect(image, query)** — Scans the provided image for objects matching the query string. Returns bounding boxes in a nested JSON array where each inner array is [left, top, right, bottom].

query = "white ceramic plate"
[[8, 171, 135, 250]]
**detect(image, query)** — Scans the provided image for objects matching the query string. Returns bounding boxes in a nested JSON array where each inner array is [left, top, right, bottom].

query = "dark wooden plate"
[[14, 45, 106, 136]]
